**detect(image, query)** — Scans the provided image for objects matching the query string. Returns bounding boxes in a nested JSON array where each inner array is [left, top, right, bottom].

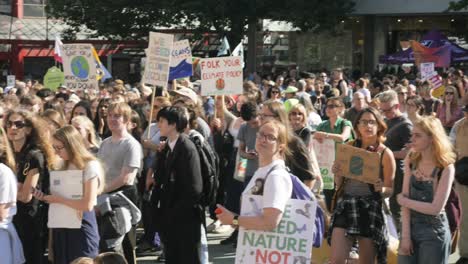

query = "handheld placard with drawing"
[[335, 144, 381, 184], [48, 170, 84, 228]]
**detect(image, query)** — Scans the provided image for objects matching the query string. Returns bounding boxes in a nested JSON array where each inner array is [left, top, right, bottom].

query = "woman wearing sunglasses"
[[436, 86, 464, 134], [4, 109, 56, 264], [266, 87, 282, 102], [313, 97, 354, 210]]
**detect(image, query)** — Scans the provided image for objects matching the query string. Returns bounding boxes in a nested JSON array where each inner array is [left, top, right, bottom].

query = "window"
[[24, 0, 47, 17], [0, 0, 11, 15]]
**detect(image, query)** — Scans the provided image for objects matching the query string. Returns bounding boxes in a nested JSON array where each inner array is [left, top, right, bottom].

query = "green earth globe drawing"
[[71, 56, 90, 78]]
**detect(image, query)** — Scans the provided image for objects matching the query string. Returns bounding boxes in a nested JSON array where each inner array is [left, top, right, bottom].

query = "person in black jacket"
[[153, 106, 204, 264]]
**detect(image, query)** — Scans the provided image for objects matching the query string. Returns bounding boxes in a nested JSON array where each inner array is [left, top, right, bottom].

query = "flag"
[[217, 36, 230, 56], [54, 35, 63, 63], [92, 47, 112, 81], [411, 40, 451, 68], [232, 42, 245, 68]]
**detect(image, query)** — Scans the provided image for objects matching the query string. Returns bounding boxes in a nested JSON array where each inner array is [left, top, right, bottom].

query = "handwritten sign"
[[335, 144, 381, 184], [427, 74, 445, 98], [420, 62, 435, 80], [200, 56, 243, 96], [311, 139, 335, 190], [7, 75, 15, 87], [236, 195, 316, 264], [169, 39, 192, 81], [142, 32, 174, 87], [61, 44, 97, 90]]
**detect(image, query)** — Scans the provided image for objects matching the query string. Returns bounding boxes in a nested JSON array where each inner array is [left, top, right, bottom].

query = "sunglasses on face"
[[6, 120, 28, 129], [398, 92, 407, 95], [445, 92, 454, 95], [271, 90, 280, 94]]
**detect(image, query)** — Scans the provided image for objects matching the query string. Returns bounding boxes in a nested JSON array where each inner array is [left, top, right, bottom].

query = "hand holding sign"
[[335, 144, 381, 184]]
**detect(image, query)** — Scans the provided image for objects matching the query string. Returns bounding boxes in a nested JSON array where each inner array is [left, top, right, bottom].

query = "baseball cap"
[[170, 86, 199, 104], [283, 86, 298, 94]]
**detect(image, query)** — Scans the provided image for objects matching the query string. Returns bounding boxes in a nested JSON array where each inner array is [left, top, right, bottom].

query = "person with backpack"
[[153, 106, 204, 264], [330, 107, 396, 264], [216, 119, 292, 231], [397, 116, 456, 264]]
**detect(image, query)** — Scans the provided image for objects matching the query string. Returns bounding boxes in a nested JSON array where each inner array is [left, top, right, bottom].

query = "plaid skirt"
[[328, 194, 388, 264]]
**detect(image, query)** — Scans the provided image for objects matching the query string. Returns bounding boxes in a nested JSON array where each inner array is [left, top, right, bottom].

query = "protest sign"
[[169, 39, 192, 81], [427, 74, 445, 98], [311, 139, 335, 190], [236, 195, 316, 264], [420, 62, 435, 80], [43, 66, 65, 91], [200, 56, 243, 96], [61, 44, 97, 90], [7, 75, 15, 87], [142, 32, 173, 87], [335, 144, 381, 184]]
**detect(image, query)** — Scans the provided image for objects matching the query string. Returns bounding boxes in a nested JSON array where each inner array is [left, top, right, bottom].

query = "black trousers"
[[13, 210, 48, 264]]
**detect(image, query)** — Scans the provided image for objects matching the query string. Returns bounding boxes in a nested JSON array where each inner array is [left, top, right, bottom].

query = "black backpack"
[[189, 133, 220, 207]]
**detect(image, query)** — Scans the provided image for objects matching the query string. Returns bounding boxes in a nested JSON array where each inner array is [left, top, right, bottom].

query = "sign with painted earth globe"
[[71, 56, 90, 79]]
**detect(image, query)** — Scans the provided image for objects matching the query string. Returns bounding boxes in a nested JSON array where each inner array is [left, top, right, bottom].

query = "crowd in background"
[[0, 66, 467, 264]]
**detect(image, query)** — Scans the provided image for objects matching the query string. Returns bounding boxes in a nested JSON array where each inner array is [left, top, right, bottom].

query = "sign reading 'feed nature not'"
[[61, 44, 97, 90], [236, 195, 316, 264], [200, 56, 243, 96], [143, 32, 174, 87]]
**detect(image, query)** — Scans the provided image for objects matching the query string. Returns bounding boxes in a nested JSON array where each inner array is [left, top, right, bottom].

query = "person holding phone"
[[33, 125, 103, 263]]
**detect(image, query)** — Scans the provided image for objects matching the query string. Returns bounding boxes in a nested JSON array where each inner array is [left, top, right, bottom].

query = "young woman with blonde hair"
[[71, 115, 100, 154], [33, 125, 103, 263], [398, 116, 456, 263]]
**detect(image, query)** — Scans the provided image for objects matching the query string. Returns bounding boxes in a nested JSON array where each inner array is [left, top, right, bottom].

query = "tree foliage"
[[448, 0, 468, 10], [47, 0, 355, 42]]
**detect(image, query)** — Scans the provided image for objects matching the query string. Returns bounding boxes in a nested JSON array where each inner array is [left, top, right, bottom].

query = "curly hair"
[[5, 109, 57, 169]]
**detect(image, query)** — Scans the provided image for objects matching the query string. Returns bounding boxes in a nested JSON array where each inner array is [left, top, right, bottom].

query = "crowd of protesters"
[[0, 66, 467, 264]]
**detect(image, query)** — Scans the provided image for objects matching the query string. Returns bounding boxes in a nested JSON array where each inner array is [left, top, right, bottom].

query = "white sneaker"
[[206, 220, 221, 233], [213, 224, 233, 234]]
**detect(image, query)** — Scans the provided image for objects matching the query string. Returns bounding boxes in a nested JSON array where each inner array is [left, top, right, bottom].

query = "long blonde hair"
[[71, 115, 100, 149], [409, 116, 456, 169], [0, 127, 16, 172], [53, 126, 104, 192]]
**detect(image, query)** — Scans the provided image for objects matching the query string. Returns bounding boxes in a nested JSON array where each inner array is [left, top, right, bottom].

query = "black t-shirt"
[[384, 116, 412, 193], [423, 98, 441, 115], [15, 144, 49, 217]]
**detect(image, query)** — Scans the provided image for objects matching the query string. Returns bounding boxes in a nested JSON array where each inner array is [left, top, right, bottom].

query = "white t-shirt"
[[0, 163, 17, 225], [242, 159, 292, 212]]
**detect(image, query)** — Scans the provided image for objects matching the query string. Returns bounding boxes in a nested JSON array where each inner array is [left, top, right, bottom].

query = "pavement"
[[135, 217, 462, 264], [136, 218, 236, 264]]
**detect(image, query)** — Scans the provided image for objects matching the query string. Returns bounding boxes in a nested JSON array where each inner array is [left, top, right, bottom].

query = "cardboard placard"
[[335, 144, 381, 184], [200, 56, 243, 96], [142, 32, 174, 87], [61, 44, 97, 90], [311, 139, 335, 190], [7, 75, 15, 87], [236, 195, 316, 264], [169, 39, 193, 80], [420, 62, 435, 80]]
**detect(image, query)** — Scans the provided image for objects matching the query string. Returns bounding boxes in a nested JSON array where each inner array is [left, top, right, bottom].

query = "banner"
[[169, 39, 193, 81], [43, 66, 65, 91], [61, 44, 97, 90], [311, 139, 335, 190], [236, 195, 316, 264], [142, 32, 174, 87], [335, 144, 381, 184], [411, 41, 451, 68], [200, 56, 243, 96]]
